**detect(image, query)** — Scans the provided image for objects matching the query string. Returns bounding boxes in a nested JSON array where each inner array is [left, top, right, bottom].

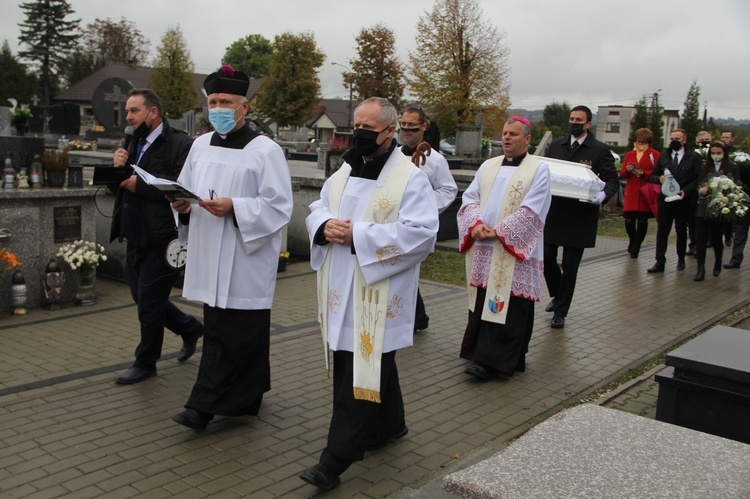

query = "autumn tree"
[[149, 26, 196, 119], [344, 24, 404, 106], [0, 41, 36, 104], [17, 0, 79, 104], [681, 80, 701, 146], [543, 101, 571, 137], [59, 17, 150, 88], [256, 32, 325, 128], [407, 0, 510, 138], [223, 34, 272, 78]]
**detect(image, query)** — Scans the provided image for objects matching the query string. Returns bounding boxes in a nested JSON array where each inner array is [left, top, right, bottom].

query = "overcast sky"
[[3, 0, 750, 120]]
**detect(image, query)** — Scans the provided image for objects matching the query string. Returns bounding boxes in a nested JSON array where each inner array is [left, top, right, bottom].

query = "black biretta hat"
[[204, 65, 249, 96]]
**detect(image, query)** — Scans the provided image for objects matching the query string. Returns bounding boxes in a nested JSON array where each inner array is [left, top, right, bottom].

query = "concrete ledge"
[[442, 404, 750, 498]]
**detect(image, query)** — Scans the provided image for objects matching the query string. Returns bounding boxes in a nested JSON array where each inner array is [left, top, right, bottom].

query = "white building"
[[596, 105, 680, 149]]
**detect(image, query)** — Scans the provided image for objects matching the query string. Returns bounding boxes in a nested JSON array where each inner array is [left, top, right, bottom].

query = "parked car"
[[439, 140, 456, 156]]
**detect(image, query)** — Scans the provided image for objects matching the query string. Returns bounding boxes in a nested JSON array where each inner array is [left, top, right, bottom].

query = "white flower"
[[722, 207, 731, 214]]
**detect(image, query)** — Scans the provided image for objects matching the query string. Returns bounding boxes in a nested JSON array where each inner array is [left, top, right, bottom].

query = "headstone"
[[0, 107, 11, 136], [29, 103, 81, 135], [91, 77, 134, 132]]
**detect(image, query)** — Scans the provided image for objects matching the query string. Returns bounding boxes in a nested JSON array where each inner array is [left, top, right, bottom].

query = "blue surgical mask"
[[208, 103, 242, 134]]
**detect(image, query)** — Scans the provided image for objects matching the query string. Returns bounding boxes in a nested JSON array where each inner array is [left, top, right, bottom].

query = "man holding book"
[[110, 88, 204, 385]]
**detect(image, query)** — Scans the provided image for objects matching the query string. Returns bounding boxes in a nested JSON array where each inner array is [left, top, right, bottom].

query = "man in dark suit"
[[647, 128, 703, 274], [544, 105, 619, 329], [111, 88, 204, 384]]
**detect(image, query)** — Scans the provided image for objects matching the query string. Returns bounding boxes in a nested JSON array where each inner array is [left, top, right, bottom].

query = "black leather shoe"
[[694, 267, 705, 281], [177, 332, 202, 362], [173, 408, 214, 430], [676, 260, 686, 271], [366, 425, 409, 451], [724, 262, 740, 269], [545, 299, 556, 313], [647, 264, 665, 274], [414, 319, 429, 332], [725, 235, 732, 247], [300, 463, 341, 491], [713, 267, 722, 277], [551, 314, 565, 329], [115, 366, 156, 385], [465, 363, 490, 380]]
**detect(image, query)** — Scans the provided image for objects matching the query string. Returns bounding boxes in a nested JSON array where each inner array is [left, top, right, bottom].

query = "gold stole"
[[465, 155, 542, 324], [317, 154, 414, 402]]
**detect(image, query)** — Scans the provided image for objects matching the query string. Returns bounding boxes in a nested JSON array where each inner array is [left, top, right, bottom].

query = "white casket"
[[543, 156, 606, 202]]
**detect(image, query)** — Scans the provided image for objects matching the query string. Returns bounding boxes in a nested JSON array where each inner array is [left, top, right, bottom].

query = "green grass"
[[421, 250, 466, 287]]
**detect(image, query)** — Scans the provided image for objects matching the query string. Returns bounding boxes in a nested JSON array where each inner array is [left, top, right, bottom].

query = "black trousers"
[[415, 287, 428, 325], [320, 350, 404, 474], [695, 217, 725, 269], [126, 244, 203, 370], [544, 244, 584, 317], [654, 198, 689, 264], [729, 211, 750, 265]]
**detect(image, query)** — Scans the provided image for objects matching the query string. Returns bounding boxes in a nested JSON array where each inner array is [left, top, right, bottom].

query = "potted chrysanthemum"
[[57, 240, 107, 305]]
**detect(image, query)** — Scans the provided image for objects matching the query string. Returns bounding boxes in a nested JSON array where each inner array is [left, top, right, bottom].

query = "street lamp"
[[332, 62, 353, 131]]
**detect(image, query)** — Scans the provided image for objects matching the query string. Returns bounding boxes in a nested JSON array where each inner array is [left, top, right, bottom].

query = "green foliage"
[[406, 0, 510, 138], [648, 91, 664, 149], [682, 80, 701, 145], [223, 34, 272, 78], [543, 101, 571, 130], [256, 32, 325, 128], [17, 0, 80, 104], [420, 250, 466, 287], [149, 26, 196, 119], [628, 95, 649, 147], [0, 40, 36, 104], [346, 24, 404, 107]]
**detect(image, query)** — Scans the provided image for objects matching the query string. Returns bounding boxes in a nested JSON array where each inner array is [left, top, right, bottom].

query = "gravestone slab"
[[92, 77, 134, 132]]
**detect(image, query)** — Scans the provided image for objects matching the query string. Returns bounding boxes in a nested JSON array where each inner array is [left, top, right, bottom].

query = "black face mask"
[[569, 122, 585, 138], [669, 140, 683, 151], [132, 120, 151, 140], [698, 140, 711, 148], [351, 127, 389, 157]]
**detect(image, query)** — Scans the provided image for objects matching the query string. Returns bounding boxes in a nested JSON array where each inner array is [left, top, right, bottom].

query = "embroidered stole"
[[465, 155, 542, 324], [317, 155, 413, 402]]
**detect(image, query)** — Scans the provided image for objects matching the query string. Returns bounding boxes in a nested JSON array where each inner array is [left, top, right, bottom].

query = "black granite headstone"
[[53, 206, 82, 243], [91, 77, 134, 132], [28, 103, 81, 134]]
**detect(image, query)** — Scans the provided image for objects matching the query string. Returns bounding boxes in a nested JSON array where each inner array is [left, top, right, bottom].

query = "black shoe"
[[545, 299, 556, 313], [676, 260, 685, 271], [177, 331, 202, 362], [299, 463, 341, 491], [694, 267, 705, 281], [173, 408, 214, 430], [551, 314, 565, 329], [724, 262, 740, 269], [713, 267, 722, 277], [414, 319, 429, 332], [647, 264, 665, 274], [115, 366, 156, 385], [685, 246, 695, 256], [725, 235, 732, 247], [366, 425, 409, 451], [465, 363, 491, 380]]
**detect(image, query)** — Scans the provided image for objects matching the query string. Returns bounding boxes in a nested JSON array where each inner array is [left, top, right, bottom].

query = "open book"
[[131, 164, 201, 203]]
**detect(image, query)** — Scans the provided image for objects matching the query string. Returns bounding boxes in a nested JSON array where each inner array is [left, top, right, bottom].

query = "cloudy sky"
[[3, 0, 750, 120]]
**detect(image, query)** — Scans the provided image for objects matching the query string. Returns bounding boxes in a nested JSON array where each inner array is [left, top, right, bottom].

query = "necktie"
[[135, 139, 147, 165], [571, 141, 579, 152], [673, 152, 679, 168]]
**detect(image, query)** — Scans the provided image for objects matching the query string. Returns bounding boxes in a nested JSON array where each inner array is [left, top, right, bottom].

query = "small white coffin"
[[542, 156, 606, 202]]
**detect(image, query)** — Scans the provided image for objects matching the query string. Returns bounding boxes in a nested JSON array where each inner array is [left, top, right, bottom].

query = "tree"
[[681, 80, 701, 146], [223, 34, 272, 78], [149, 26, 196, 119], [345, 24, 404, 106], [543, 101, 571, 132], [627, 95, 649, 148], [256, 32, 325, 128], [648, 91, 664, 150], [17, 0, 80, 105], [0, 40, 36, 104], [406, 0, 511, 138]]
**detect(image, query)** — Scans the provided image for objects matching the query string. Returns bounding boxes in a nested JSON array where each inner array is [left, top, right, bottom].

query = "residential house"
[[596, 105, 681, 150], [306, 99, 361, 143]]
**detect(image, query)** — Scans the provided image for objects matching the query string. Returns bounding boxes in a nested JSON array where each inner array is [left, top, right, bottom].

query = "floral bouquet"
[[328, 135, 350, 155], [704, 175, 750, 221], [730, 150, 750, 169], [0, 248, 21, 275], [67, 140, 93, 151], [57, 240, 107, 272]]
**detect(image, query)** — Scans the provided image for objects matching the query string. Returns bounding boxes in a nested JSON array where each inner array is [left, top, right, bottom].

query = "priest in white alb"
[[169, 65, 293, 430], [300, 97, 439, 491], [458, 116, 551, 380]]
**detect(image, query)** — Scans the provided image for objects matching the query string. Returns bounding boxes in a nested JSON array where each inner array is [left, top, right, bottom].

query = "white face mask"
[[711, 154, 724, 163]]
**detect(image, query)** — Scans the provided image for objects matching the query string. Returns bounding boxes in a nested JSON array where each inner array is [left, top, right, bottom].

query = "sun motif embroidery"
[[376, 245, 401, 266], [360, 330, 373, 361], [372, 192, 395, 223], [387, 294, 404, 318], [328, 289, 342, 312]]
